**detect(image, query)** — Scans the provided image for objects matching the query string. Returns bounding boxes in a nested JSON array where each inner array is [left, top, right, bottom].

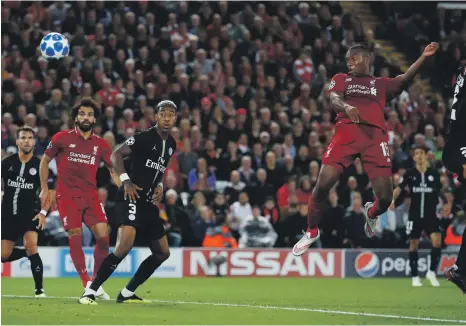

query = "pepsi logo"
[[355, 251, 379, 278]]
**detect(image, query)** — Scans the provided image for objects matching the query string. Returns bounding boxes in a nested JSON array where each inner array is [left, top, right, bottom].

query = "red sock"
[[306, 227, 319, 237], [94, 236, 110, 278], [306, 199, 323, 238], [69, 235, 91, 287], [367, 201, 380, 219]]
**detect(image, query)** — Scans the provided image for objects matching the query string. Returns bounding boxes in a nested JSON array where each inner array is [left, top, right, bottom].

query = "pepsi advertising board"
[[346, 249, 458, 278]]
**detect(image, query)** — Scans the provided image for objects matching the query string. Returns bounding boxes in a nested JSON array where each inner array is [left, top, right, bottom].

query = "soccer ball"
[[40, 32, 70, 60]]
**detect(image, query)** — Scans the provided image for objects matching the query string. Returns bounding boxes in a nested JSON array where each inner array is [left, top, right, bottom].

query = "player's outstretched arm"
[[390, 42, 439, 92], [39, 154, 52, 207]]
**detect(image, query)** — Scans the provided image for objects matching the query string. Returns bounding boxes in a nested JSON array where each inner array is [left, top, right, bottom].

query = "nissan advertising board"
[[183, 248, 343, 277]]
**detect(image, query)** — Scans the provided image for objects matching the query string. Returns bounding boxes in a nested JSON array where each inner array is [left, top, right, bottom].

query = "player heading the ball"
[[292, 42, 439, 256]]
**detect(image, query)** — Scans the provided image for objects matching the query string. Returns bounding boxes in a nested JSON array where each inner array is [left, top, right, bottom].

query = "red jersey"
[[45, 128, 112, 197], [328, 74, 403, 131]]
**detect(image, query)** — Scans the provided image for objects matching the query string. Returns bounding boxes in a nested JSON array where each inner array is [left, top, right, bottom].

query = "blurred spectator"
[[228, 191, 253, 239], [238, 206, 278, 248]]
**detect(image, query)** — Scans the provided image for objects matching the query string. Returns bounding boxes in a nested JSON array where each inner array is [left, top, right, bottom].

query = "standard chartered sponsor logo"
[[67, 152, 96, 165]]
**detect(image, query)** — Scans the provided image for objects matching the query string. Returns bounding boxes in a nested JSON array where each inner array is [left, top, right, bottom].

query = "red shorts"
[[56, 194, 107, 231], [322, 123, 392, 180]]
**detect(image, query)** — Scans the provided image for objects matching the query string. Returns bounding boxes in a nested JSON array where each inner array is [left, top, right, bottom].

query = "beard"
[[76, 120, 94, 132]]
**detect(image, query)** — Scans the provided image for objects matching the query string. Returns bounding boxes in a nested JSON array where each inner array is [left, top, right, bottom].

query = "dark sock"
[[28, 253, 43, 290], [455, 227, 466, 275], [409, 251, 419, 277], [90, 253, 122, 292], [126, 255, 164, 293], [429, 247, 441, 272], [1, 248, 27, 262]]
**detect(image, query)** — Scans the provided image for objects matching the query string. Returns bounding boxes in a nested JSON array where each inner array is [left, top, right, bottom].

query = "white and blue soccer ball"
[[40, 32, 70, 60]]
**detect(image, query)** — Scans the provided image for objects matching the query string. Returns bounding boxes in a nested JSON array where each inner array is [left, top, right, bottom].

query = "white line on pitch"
[[2, 294, 465, 324]]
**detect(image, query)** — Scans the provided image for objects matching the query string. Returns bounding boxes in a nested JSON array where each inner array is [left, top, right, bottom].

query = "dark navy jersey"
[[115, 127, 177, 202], [1, 154, 55, 215], [446, 66, 466, 140], [398, 167, 441, 219]]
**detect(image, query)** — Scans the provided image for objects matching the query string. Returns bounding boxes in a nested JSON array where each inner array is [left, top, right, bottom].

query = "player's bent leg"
[[365, 176, 393, 238], [79, 226, 136, 305], [118, 236, 170, 304], [409, 239, 423, 287], [292, 164, 341, 256], [1, 240, 27, 263], [426, 232, 442, 287], [23, 231, 46, 297], [67, 227, 91, 287]]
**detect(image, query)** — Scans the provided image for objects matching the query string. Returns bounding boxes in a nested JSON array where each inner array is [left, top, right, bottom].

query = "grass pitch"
[[1, 277, 465, 324]]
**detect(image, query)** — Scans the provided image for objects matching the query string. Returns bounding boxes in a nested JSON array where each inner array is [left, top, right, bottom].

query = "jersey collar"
[[74, 127, 96, 140], [348, 72, 372, 77]]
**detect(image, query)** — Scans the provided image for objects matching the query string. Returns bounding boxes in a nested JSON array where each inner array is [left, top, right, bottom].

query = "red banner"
[[1, 263, 11, 277], [183, 249, 343, 277]]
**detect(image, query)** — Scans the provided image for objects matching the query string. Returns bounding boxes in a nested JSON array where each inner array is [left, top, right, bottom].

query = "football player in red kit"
[[293, 43, 439, 256], [39, 98, 120, 299]]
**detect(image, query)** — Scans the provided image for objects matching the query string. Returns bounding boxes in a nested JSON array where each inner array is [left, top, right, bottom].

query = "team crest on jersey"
[[370, 79, 376, 86], [329, 80, 336, 90], [29, 167, 37, 176], [345, 78, 352, 82], [126, 137, 135, 146], [93, 146, 99, 155], [169, 147, 173, 156], [428, 175, 434, 181]]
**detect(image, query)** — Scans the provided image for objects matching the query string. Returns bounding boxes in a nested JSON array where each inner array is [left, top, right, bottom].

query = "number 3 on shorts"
[[128, 203, 136, 221], [380, 142, 390, 157]]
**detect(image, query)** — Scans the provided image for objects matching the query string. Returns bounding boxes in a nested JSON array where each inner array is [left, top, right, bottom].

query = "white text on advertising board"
[[186, 250, 341, 277], [65, 253, 132, 273]]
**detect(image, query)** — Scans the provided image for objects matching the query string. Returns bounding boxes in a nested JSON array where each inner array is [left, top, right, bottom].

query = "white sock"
[[83, 288, 97, 296], [121, 287, 134, 298]]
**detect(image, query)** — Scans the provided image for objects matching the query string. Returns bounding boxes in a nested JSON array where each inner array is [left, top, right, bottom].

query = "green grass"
[[1, 278, 465, 325]]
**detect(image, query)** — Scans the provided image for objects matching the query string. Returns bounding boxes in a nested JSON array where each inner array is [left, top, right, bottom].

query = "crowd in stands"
[[2, 1, 465, 250]]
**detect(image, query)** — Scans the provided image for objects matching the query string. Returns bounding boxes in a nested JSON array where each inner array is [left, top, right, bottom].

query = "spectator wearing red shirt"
[[97, 78, 119, 106], [277, 177, 297, 213]]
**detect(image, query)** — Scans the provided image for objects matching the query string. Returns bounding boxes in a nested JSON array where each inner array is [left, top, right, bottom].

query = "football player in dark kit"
[[1, 127, 55, 297], [442, 66, 466, 294], [393, 146, 442, 287], [79, 100, 178, 305]]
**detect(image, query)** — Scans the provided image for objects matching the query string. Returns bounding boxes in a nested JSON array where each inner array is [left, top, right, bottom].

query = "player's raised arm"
[[111, 138, 142, 202], [328, 74, 360, 123], [387, 42, 439, 96]]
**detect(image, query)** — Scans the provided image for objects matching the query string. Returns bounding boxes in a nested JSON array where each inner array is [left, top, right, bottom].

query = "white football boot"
[[426, 270, 440, 287], [412, 276, 423, 287], [85, 281, 110, 300], [363, 202, 378, 238], [292, 229, 320, 256]]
